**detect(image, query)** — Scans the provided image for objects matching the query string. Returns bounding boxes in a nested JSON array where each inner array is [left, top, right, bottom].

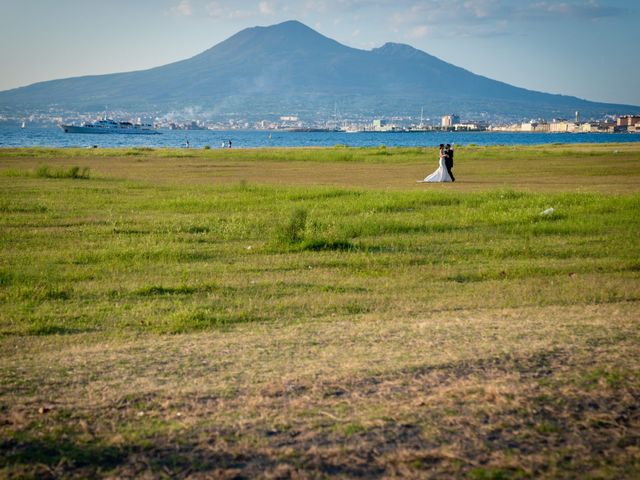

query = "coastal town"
[[3, 110, 640, 134], [337, 113, 640, 133], [488, 113, 640, 134]]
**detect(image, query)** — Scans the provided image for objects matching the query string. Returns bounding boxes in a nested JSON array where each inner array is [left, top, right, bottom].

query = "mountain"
[[1, 20, 638, 121]]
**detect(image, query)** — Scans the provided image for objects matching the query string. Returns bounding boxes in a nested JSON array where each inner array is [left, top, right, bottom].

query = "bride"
[[418, 144, 452, 183]]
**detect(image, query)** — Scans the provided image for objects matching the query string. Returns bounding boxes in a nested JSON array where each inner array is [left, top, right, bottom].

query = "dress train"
[[418, 156, 452, 183]]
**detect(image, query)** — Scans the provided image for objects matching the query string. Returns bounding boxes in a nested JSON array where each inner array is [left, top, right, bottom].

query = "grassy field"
[[1, 144, 639, 478]]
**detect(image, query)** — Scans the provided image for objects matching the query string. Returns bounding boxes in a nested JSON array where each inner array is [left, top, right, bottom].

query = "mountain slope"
[[1, 20, 637, 120]]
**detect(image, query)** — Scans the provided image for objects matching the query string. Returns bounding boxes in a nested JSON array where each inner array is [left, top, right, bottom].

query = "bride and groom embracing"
[[418, 144, 455, 183]]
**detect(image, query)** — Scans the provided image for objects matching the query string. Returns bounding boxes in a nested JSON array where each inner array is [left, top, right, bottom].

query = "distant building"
[[617, 115, 640, 127], [580, 121, 615, 133], [372, 119, 395, 131], [521, 120, 549, 132], [441, 114, 460, 127], [550, 121, 577, 133], [280, 115, 299, 122]]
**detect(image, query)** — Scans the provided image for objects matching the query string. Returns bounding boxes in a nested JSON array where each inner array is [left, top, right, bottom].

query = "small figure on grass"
[[418, 143, 454, 183]]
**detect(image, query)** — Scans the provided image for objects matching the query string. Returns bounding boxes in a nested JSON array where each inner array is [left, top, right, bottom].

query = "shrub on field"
[[277, 208, 308, 244], [275, 207, 356, 251], [35, 165, 90, 179]]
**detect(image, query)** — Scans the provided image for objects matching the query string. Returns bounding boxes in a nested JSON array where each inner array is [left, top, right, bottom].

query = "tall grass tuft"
[[277, 208, 308, 244], [274, 207, 357, 251], [35, 165, 90, 179]]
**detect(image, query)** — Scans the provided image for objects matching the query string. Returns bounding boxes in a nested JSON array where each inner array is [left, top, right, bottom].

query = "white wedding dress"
[[418, 156, 452, 183]]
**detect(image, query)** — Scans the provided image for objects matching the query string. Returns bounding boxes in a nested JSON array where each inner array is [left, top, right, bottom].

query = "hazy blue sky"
[[1, 0, 638, 106]]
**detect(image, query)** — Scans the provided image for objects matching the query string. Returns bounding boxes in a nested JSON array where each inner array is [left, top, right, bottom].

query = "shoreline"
[[1, 141, 639, 151]]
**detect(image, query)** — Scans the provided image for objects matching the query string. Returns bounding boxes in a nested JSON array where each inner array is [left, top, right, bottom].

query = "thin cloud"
[[389, 0, 626, 40], [170, 0, 193, 16], [205, 1, 256, 20], [173, 0, 628, 38], [303, 0, 328, 14], [259, 1, 275, 15], [406, 25, 430, 40], [205, 1, 224, 18], [525, 1, 627, 19]]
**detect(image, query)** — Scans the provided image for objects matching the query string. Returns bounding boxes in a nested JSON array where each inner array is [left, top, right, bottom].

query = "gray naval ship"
[[60, 118, 161, 135]]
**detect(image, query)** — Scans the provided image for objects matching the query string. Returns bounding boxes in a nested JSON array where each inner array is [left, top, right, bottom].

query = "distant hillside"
[[1, 20, 638, 121]]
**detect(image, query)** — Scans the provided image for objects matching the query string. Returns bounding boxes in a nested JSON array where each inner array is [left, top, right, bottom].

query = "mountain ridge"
[[1, 20, 638, 120]]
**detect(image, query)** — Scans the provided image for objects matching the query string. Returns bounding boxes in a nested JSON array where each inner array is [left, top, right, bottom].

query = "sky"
[[0, 0, 638, 106]]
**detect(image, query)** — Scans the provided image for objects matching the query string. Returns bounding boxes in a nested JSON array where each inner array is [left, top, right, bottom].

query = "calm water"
[[1, 125, 639, 148]]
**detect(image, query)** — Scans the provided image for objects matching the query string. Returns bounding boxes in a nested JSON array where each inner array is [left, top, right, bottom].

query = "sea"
[[1, 125, 639, 149]]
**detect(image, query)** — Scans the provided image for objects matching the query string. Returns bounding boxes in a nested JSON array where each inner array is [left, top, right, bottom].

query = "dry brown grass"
[[1, 143, 640, 192], [2, 302, 639, 478]]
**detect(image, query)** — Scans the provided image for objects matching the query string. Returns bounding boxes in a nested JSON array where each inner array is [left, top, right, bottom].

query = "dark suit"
[[445, 148, 455, 182]]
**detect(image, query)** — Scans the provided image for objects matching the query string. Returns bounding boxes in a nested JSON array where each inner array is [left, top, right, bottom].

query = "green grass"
[[0, 176, 637, 335], [0, 145, 639, 478]]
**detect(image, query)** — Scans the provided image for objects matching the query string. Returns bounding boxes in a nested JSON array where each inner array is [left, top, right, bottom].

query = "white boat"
[[60, 118, 161, 135]]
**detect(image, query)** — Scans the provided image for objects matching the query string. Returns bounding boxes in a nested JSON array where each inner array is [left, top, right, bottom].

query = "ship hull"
[[60, 125, 161, 135]]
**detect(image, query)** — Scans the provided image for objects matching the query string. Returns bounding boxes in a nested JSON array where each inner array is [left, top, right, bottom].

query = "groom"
[[444, 144, 455, 182]]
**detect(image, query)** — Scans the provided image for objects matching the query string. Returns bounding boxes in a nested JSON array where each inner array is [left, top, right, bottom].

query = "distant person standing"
[[228, 139, 232, 149], [444, 143, 455, 182]]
